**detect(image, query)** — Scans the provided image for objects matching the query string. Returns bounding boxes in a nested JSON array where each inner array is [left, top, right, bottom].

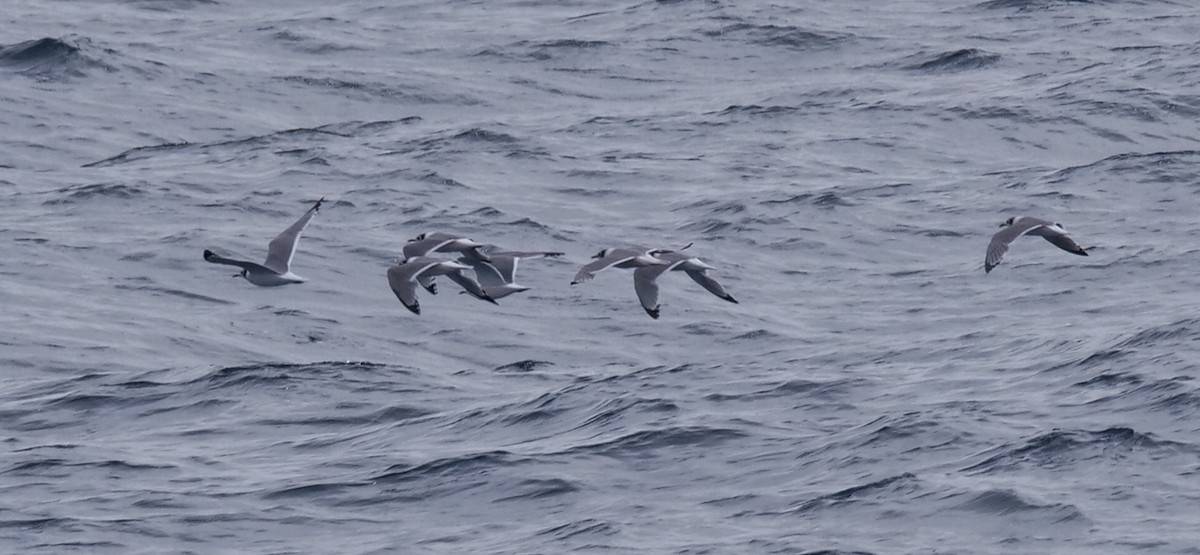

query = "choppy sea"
[[3, 0, 1200, 553]]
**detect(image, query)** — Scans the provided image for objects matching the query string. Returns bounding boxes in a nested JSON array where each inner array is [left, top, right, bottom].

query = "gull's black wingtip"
[[723, 294, 738, 304], [203, 249, 216, 260], [645, 306, 660, 319], [403, 301, 420, 315]]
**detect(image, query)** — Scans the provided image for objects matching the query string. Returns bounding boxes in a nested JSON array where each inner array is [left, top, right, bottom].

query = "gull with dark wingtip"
[[402, 232, 492, 295], [203, 197, 324, 286], [985, 216, 1088, 273], [632, 250, 738, 319], [387, 257, 497, 315]]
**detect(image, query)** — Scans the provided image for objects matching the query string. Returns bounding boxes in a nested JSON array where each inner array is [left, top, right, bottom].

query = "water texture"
[[2, 0, 1199, 553]]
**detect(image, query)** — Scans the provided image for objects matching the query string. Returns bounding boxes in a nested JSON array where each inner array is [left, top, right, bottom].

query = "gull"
[[633, 250, 738, 319], [387, 257, 497, 315], [571, 247, 670, 285], [985, 216, 1088, 273], [403, 232, 491, 262], [203, 197, 324, 286], [458, 250, 564, 300], [403, 232, 491, 295]]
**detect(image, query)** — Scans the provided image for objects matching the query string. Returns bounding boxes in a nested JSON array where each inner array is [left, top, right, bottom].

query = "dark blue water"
[[3, 1, 1200, 553]]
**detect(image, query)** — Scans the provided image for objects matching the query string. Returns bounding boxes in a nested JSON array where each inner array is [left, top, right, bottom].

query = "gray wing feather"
[[445, 270, 497, 304], [684, 270, 737, 303], [488, 251, 563, 282], [1034, 229, 1087, 255], [633, 266, 664, 319], [264, 198, 322, 274], [204, 250, 269, 272], [985, 219, 1047, 273], [572, 254, 637, 284], [386, 265, 422, 313], [459, 257, 508, 287]]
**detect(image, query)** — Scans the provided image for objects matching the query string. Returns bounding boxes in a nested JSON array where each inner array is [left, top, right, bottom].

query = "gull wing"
[[633, 266, 668, 319], [444, 270, 497, 304], [1029, 227, 1088, 256], [386, 259, 443, 314], [490, 251, 564, 282], [571, 250, 639, 284], [459, 258, 508, 287], [204, 249, 272, 273], [984, 217, 1050, 273], [683, 270, 738, 303], [263, 198, 323, 274]]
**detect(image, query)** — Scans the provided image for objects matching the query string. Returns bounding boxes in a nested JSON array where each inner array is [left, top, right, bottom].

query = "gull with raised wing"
[[203, 197, 324, 286], [633, 250, 738, 319], [387, 257, 497, 315], [458, 250, 564, 300], [985, 216, 1088, 273], [571, 247, 670, 285]]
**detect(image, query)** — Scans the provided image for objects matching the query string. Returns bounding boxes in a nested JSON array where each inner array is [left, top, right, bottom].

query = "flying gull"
[[633, 250, 738, 319], [387, 256, 497, 315], [985, 216, 1088, 273], [203, 197, 324, 286]]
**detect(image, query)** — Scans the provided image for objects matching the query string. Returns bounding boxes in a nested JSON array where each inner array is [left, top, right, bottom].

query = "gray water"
[[3, 0, 1200, 553]]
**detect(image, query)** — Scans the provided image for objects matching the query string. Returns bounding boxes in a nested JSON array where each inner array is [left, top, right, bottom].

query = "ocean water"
[[3, 0, 1200, 553]]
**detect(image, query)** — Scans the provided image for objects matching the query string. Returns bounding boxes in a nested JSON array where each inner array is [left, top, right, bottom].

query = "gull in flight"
[[203, 197, 324, 286], [571, 247, 671, 285], [458, 250, 564, 300], [402, 232, 492, 295], [633, 250, 738, 319], [985, 216, 1088, 273], [387, 257, 497, 315]]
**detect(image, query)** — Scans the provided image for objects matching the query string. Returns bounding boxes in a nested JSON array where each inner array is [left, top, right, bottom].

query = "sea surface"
[[3, 0, 1200, 553]]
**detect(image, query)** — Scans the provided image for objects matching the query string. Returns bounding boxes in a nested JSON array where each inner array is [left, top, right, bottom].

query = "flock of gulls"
[[202, 199, 1090, 317]]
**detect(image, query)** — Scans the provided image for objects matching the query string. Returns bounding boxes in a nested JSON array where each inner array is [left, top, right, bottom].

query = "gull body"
[[203, 197, 324, 287], [985, 216, 1088, 273], [571, 247, 669, 285], [387, 256, 497, 315], [633, 250, 738, 319], [403, 232, 491, 262]]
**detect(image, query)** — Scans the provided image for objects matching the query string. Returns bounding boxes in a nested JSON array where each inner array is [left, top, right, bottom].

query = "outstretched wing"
[[572, 251, 638, 284], [445, 270, 497, 305], [490, 251, 563, 282], [264, 197, 323, 274], [683, 270, 738, 303], [386, 264, 423, 314], [633, 266, 670, 319], [984, 218, 1047, 273], [1030, 227, 1088, 256], [204, 249, 270, 272], [459, 257, 508, 287]]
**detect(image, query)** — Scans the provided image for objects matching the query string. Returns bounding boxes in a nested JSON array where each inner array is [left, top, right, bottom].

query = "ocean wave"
[[951, 488, 1085, 522], [963, 427, 1196, 474], [905, 49, 1000, 73], [0, 37, 115, 81]]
